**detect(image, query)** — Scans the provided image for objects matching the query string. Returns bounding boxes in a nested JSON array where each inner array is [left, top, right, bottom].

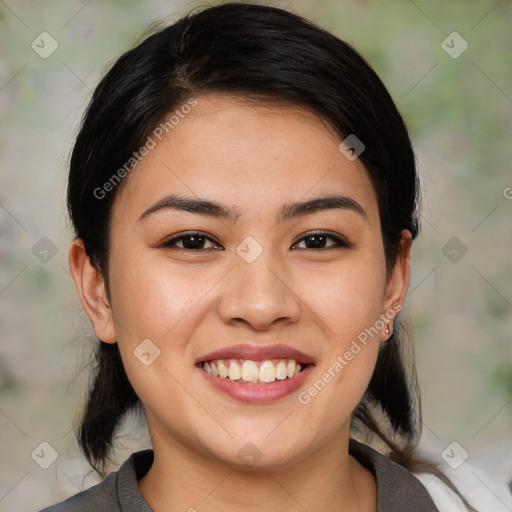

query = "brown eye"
[[293, 231, 351, 250], [162, 232, 220, 250]]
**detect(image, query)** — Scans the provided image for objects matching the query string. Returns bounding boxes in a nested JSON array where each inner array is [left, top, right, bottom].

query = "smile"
[[200, 358, 308, 384], [195, 343, 315, 403], [197, 359, 313, 403]]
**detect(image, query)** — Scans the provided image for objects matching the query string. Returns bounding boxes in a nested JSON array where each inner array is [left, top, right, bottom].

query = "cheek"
[[298, 257, 387, 341], [108, 256, 213, 342], [107, 261, 211, 431], [292, 260, 385, 424], [295, 305, 381, 442], [106, 257, 217, 402]]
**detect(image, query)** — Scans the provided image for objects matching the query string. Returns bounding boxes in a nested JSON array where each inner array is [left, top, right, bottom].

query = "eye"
[[292, 231, 351, 250], [161, 230, 350, 252], [161, 232, 221, 251]]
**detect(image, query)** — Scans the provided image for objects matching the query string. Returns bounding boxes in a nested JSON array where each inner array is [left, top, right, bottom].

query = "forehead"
[[112, 94, 379, 225]]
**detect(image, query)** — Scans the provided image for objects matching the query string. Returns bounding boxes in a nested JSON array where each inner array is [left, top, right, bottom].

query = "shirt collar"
[[349, 438, 440, 512], [116, 440, 439, 511]]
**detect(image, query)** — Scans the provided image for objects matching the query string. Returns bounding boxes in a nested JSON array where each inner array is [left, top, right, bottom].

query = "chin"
[[197, 431, 309, 472]]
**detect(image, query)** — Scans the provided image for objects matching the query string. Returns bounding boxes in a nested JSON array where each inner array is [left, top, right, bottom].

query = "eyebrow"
[[137, 193, 367, 223]]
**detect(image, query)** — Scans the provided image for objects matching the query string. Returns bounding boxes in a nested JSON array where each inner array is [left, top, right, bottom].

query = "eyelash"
[[161, 231, 351, 251]]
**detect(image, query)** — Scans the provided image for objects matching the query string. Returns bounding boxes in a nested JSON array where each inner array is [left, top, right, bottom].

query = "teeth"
[[228, 359, 242, 380], [286, 360, 296, 378], [275, 361, 287, 380], [218, 360, 229, 378], [241, 360, 259, 382], [202, 358, 306, 384], [259, 360, 275, 382]]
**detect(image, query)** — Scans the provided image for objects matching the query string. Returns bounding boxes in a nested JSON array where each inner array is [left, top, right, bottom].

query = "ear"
[[381, 229, 413, 341], [68, 238, 116, 344]]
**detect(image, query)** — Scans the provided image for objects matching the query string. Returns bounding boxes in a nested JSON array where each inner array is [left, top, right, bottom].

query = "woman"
[[39, 3, 502, 511]]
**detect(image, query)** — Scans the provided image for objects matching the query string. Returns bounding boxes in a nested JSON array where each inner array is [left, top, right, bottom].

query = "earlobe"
[[68, 238, 117, 344], [381, 229, 413, 341]]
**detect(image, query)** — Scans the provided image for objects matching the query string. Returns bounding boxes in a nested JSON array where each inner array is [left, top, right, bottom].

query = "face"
[[72, 93, 410, 470]]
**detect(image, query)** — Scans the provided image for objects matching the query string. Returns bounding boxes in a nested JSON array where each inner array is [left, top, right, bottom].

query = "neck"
[[138, 424, 377, 512]]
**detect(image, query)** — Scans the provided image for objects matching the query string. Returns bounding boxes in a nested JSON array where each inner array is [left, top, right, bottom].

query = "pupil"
[[183, 235, 204, 249], [307, 234, 326, 248]]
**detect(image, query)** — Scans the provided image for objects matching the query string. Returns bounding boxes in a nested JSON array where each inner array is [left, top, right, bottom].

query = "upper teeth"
[[202, 359, 303, 383]]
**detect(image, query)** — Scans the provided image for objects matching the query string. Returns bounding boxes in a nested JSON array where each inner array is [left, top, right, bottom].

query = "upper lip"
[[196, 344, 315, 365]]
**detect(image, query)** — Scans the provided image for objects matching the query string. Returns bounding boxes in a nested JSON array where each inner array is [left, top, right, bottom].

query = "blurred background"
[[0, 0, 510, 510]]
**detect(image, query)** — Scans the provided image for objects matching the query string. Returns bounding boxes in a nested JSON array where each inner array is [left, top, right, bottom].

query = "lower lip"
[[198, 364, 314, 403]]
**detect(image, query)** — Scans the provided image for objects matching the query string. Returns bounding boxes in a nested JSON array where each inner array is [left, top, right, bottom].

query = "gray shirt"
[[39, 439, 440, 511]]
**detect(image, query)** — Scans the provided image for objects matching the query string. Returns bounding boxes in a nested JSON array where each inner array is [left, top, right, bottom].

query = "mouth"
[[197, 358, 311, 385], [195, 344, 315, 403]]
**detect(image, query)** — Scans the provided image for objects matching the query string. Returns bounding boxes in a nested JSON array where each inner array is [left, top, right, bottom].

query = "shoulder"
[[415, 464, 512, 512], [37, 470, 119, 511], [349, 438, 440, 511], [351, 438, 512, 511], [37, 450, 154, 512]]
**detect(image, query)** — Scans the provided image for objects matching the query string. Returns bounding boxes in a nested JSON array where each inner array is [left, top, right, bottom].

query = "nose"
[[216, 247, 302, 331]]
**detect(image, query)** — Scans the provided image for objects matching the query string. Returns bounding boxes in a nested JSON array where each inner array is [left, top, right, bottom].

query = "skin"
[[69, 93, 412, 511]]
